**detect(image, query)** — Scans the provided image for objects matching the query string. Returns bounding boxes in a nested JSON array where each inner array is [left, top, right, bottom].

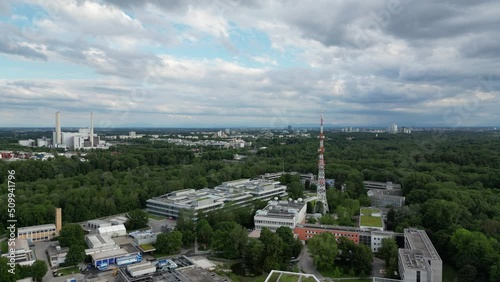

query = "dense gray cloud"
[[0, 0, 499, 127]]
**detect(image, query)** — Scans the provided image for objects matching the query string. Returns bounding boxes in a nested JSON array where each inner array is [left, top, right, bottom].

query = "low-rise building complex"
[[146, 179, 287, 218]]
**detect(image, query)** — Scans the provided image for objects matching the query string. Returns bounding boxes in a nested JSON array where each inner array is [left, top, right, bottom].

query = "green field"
[[359, 208, 383, 227], [360, 215, 383, 227], [55, 266, 80, 276], [140, 244, 155, 251], [221, 272, 268, 282], [266, 273, 317, 282], [360, 208, 379, 214]]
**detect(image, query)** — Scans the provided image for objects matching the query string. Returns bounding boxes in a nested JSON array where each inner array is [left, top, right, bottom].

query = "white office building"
[[254, 200, 307, 232], [146, 178, 288, 218], [371, 231, 394, 253]]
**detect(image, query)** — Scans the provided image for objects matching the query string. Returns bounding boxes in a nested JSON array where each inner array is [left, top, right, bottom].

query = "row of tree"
[[307, 232, 372, 276]]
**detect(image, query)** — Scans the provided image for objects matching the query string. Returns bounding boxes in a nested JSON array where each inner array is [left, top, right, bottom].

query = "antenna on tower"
[[317, 112, 329, 214]]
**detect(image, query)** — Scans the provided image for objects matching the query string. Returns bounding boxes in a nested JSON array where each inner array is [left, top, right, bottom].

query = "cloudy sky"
[[1, 0, 499, 128]]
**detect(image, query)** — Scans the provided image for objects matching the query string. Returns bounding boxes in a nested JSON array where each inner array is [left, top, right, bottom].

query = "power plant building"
[[146, 179, 287, 218], [52, 111, 109, 150]]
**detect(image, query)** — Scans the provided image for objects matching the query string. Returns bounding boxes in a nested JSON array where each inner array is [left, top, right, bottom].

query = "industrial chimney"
[[55, 207, 62, 234], [90, 112, 94, 147], [55, 111, 61, 145]]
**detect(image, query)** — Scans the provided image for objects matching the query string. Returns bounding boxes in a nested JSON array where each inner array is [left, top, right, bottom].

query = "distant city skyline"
[[1, 0, 499, 127]]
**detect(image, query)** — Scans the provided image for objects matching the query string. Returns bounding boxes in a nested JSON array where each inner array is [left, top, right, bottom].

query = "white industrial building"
[[52, 111, 109, 150], [133, 232, 158, 245], [399, 228, 443, 282], [254, 200, 307, 232], [85, 234, 116, 249], [47, 245, 68, 268], [18, 139, 35, 147], [146, 178, 288, 218], [0, 238, 35, 266], [97, 224, 127, 237], [86, 219, 112, 230]]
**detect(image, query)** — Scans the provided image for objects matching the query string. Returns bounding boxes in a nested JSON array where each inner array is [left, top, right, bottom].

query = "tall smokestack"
[[55, 111, 61, 145], [55, 207, 62, 234], [90, 112, 94, 147]]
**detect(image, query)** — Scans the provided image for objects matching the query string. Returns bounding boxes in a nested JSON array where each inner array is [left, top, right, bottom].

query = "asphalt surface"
[[297, 245, 324, 280], [148, 218, 176, 233], [372, 257, 386, 277], [32, 241, 54, 282]]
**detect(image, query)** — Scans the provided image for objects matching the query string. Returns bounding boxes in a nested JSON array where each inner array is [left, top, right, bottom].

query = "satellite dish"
[[288, 198, 293, 202], [298, 198, 303, 202], [274, 197, 278, 201]]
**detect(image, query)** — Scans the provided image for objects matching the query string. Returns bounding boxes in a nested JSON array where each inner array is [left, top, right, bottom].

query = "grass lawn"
[[55, 266, 80, 276], [331, 279, 371, 282], [221, 272, 268, 282], [443, 263, 458, 282], [140, 244, 155, 251], [147, 213, 165, 220], [266, 273, 318, 282], [360, 215, 383, 227], [360, 208, 379, 215], [319, 268, 370, 281]]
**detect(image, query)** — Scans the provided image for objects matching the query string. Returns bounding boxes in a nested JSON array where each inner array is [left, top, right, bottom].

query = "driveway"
[[372, 257, 386, 278], [32, 241, 54, 282], [148, 218, 176, 233], [298, 245, 324, 281]]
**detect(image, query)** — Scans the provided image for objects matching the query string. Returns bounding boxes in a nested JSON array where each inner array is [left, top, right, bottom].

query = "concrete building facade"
[[294, 224, 360, 244], [399, 228, 442, 282], [254, 201, 307, 231], [368, 189, 406, 208], [371, 231, 395, 252], [17, 224, 57, 242]]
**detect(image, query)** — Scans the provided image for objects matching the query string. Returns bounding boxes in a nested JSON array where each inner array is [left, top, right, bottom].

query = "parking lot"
[[148, 218, 176, 233]]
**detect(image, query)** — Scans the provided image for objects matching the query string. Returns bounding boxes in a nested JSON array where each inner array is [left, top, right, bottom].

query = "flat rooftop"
[[359, 208, 383, 228], [91, 248, 128, 261], [296, 224, 362, 232], [399, 249, 429, 271], [405, 229, 441, 260], [148, 178, 287, 209], [86, 234, 115, 246], [178, 267, 231, 282], [18, 224, 56, 233], [363, 181, 402, 189], [255, 201, 306, 218]]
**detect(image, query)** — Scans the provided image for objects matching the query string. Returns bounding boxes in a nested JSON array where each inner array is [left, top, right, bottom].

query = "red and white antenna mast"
[[317, 112, 329, 214]]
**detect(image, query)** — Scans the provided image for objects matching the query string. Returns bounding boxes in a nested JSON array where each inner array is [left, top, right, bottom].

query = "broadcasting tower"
[[317, 114, 329, 214]]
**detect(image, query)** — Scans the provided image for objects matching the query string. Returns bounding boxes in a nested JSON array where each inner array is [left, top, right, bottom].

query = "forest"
[[1, 130, 499, 281]]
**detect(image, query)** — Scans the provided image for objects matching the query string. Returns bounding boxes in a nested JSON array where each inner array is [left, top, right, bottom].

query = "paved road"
[[372, 257, 385, 278], [32, 241, 54, 282], [148, 218, 176, 233], [298, 245, 324, 280]]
